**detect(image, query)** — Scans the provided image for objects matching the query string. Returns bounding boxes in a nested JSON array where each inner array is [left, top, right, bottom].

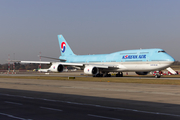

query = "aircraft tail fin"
[[57, 35, 75, 56]]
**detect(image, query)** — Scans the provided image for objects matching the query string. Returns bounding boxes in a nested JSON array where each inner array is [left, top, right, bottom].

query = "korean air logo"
[[53, 66, 55, 69], [122, 55, 146, 59], [125, 55, 128, 58], [61, 42, 66, 53]]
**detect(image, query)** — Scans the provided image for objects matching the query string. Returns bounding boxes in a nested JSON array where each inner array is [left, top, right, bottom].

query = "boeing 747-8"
[[14, 35, 175, 78]]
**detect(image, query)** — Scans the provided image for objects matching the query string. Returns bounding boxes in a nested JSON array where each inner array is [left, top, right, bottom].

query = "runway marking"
[[0, 93, 180, 117], [40, 106, 63, 112], [41, 99, 57, 102], [5, 101, 23, 105], [88, 114, 121, 120], [22, 96, 35, 99], [0, 112, 32, 120]]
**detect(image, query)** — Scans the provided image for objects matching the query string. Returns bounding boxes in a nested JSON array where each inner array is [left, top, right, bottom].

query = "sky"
[[0, 0, 180, 64]]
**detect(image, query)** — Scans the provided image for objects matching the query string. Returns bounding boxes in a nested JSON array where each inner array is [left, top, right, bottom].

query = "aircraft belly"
[[100, 61, 173, 72], [121, 62, 173, 72]]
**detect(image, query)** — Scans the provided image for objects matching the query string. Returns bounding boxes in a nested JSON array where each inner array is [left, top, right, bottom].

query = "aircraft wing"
[[19, 61, 51, 64], [19, 61, 84, 66], [9, 60, 121, 69]]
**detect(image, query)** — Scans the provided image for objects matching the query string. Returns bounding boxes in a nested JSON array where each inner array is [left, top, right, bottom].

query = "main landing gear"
[[93, 72, 123, 77], [104, 74, 111, 77], [116, 72, 123, 77], [93, 73, 103, 77]]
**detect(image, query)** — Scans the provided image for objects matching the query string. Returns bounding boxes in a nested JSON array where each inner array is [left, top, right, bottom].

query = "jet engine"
[[84, 66, 98, 75], [135, 72, 149, 75], [49, 63, 64, 72]]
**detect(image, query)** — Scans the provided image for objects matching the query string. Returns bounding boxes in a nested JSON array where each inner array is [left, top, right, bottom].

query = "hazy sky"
[[1, 0, 180, 64]]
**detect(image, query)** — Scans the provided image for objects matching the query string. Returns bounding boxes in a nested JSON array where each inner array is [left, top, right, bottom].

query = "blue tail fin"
[[58, 35, 75, 56]]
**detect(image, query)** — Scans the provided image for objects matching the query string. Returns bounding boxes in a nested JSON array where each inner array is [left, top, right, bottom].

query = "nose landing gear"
[[155, 74, 161, 78]]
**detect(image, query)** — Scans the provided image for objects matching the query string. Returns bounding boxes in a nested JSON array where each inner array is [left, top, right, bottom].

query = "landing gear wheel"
[[93, 73, 103, 77], [155, 74, 161, 78], [116, 72, 123, 77], [104, 74, 111, 77], [116, 74, 122, 77]]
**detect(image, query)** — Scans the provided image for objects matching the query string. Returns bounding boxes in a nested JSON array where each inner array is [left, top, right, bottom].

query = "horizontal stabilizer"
[[39, 55, 66, 61]]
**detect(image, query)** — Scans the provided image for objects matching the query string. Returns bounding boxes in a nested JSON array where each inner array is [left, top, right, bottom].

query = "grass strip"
[[0, 76, 180, 85]]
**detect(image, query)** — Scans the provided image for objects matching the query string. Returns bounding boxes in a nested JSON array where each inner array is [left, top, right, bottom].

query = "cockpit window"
[[158, 51, 166, 53]]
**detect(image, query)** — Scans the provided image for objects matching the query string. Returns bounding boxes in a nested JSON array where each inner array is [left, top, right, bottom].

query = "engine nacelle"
[[49, 63, 64, 72], [135, 72, 149, 75], [84, 66, 98, 75]]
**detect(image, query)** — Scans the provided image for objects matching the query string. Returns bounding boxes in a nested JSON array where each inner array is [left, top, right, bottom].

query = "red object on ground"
[[153, 71, 163, 75]]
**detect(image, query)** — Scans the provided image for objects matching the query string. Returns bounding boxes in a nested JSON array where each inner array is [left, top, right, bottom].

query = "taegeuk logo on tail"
[[61, 42, 66, 53]]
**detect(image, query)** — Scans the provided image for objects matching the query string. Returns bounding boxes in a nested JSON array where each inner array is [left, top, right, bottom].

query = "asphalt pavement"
[[0, 78, 180, 120]]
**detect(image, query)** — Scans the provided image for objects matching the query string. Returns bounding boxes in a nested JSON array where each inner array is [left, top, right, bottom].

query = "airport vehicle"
[[153, 71, 164, 76], [168, 71, 178, 75], [14, 35, 175, 78]]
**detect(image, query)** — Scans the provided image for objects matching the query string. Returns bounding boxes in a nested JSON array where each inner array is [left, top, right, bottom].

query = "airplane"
[[14, 35, 175, 78], [34, 68, 68, 72], [38, 69, 50, 72]]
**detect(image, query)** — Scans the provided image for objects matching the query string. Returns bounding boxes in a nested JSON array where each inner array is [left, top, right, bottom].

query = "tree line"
[[0, 63, 50, 70]]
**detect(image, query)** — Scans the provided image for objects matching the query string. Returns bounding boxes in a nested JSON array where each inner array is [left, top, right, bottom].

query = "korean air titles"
[[122, 55, 146, 59]]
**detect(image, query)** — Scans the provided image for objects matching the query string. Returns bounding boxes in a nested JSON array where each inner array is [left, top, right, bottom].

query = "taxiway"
[[0, 77, 180, 120]]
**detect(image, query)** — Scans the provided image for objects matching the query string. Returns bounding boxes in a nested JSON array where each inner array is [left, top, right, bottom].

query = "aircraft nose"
[[167, 54, 175, 62]]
